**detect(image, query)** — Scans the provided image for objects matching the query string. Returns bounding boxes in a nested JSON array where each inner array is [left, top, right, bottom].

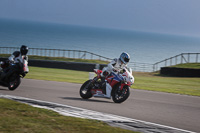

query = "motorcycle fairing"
[[94, 69, 102, 78], [106, 72, 124, 88], [93, 83, 112, 99]]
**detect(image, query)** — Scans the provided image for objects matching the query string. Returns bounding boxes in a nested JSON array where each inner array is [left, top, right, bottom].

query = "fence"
[[0, 47, 112, 61], [153, 53, 200, 72], [0, 47, 154, 72], [128, 62, 153, 72]]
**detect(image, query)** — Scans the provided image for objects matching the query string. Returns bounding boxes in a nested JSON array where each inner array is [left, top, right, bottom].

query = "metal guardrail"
[[0, 47, 112, 61], [128, 62, 154, 72], [153, 53, 200, 72], [0, 47, 154, 72]]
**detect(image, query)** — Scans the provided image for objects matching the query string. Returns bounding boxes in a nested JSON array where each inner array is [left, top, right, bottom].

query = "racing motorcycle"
[[80, 67, 134, 103], [0, 59, 29, 90]]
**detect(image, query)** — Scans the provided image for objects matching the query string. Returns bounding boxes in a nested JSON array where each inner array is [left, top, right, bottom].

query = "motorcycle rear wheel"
[[112, 85, 130, 103], [80, 80, 93, 99]]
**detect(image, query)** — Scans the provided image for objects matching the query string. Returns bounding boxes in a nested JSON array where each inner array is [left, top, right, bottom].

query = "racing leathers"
[[101, 58, 127, 78], [9, 51, 28, 64]]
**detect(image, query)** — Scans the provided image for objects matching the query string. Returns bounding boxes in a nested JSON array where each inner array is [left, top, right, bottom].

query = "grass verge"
[[25, 67, 200, 96], [170, 63, 200, 69], [132, 72, 200, 96], [0, 98, 136, 133]]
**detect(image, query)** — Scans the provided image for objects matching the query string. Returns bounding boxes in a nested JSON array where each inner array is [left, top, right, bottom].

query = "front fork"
[[91, 76, 98, 83], [84, 77, 98, 91], [120, 83, 126, 90]]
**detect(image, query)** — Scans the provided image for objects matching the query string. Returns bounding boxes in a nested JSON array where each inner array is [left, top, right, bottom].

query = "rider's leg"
[[100, 67, 110, 94], [104, 83, 112, 98]]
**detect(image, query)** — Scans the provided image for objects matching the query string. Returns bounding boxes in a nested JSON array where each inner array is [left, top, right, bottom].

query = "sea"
[[0, 18, 200, 65]]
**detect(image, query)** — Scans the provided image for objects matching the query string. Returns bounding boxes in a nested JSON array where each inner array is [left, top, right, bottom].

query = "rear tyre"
[[112, 85, 130, 103], [80, 80, 93, 99]]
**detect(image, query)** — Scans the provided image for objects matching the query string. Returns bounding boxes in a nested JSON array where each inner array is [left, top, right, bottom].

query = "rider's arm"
[[8, 51, 20, 62], [8, 55, 15, 62], [107, 58, 117, 72], [24, 56, 28, 61], [120, 65, 127, 73]]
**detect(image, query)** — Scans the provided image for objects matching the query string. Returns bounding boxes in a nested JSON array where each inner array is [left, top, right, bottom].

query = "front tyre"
[[80, 80, 93, 99], [112, 85, 130, 103], [8, 76, 21, 91]]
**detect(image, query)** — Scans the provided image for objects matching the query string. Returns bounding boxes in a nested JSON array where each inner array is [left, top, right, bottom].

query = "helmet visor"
[[124, 58, 129, 63]]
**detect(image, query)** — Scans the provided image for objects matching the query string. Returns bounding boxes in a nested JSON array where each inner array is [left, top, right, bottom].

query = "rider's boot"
[[104, 84, 112, 99]]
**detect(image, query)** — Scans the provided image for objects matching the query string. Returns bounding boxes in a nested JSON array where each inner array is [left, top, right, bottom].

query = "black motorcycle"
[[0, 59, 29, 90]]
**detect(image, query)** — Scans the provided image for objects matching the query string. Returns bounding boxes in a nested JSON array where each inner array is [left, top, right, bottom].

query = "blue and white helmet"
[[120, 52, 130, 64]]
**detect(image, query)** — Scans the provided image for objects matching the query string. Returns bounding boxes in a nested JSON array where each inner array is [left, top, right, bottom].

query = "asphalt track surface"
[[0, 79, 200, 132]]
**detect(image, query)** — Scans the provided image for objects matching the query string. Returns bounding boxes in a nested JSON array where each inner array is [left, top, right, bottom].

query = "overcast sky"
[[0, 0, 200, 37]]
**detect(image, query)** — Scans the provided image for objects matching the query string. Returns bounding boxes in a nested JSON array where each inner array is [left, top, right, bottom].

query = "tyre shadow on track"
[[60, 97, 113, 103], [0, 88, 9, 91]]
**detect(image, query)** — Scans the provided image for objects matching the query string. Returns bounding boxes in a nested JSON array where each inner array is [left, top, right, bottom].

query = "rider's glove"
[[120, 69, 126, 74], [8, 55, 14, 62], [8, 60, 14, 64], [112, 68, 117, 72]]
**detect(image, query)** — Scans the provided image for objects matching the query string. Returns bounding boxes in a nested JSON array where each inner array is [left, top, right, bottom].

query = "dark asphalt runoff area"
[[0, 79, 199, 132]]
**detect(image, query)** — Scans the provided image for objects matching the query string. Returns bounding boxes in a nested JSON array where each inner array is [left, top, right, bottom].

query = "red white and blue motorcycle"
[[80, 68, 134, 103]]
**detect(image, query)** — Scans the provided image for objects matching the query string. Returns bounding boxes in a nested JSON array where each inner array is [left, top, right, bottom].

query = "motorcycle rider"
[[101, 52, 130, 78], [0, 45, 29, 81], [97, 52, 130, 97]]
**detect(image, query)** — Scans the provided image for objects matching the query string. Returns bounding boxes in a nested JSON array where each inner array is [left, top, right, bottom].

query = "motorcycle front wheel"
[[112, 85, 130, 103], [80, 80, 93, 99], [8, 75, 21, 91]]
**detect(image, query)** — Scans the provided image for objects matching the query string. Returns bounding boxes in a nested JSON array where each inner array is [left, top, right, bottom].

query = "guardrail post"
[[181, 54, 183, 64], [49, 49, 51, 57], [175, 55, 177, 65], [170, 58, 172, 66], [41, 48, 43, 56], [188, 53, 190, 63], [68, 50, 70, 58], [78, 51, 80, 58], [63, 50, 65, 57], [45, 49, 47, 56], [91, 53, 93, 60], [36, 48, 38, 56]]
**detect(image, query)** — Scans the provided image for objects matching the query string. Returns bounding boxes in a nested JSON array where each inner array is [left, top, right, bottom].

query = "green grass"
[[170, 63, 200, 69], [26, 67, 89, 84], [0, 98, 136, 133], [132, 72, 200, 96], [25, 67, 200, 97]]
